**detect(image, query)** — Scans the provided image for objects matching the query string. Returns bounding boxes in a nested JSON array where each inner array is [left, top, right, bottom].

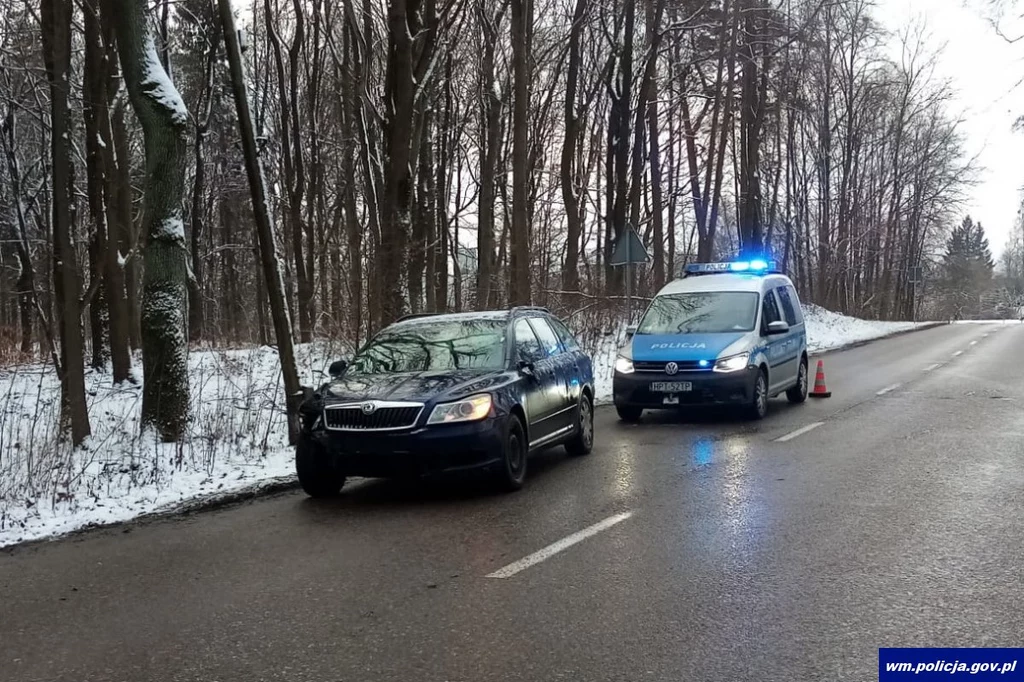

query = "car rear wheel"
[[747, 369, 769, 420], [296, 436, 346, 498], [787, 358, 809, 404], [565, 392, 594, 456], [616, 405, 643, 423], [494, 415, 528, 492]]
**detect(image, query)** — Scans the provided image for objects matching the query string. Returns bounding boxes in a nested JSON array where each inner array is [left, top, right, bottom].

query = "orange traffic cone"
[[809, 359, 831, 398]]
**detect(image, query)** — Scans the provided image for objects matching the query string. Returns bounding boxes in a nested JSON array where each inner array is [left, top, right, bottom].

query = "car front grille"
[[634, 360, 709, 373], [323, 403, 423, 431]]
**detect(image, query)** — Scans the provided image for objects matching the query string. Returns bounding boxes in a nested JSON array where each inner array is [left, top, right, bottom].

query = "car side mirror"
[[625, 325, 637, 338], [766, 320, 790, 335], [517, 359, 536, 378], [328, 359, 349, 377]]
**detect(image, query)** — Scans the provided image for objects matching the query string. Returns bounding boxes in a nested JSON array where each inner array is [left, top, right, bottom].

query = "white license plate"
[[650, 381, 692, 393]]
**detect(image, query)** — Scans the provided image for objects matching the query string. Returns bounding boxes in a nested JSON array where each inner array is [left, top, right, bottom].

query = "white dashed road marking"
[[876, 384, 901, 396], [486, 512, 634, 579], [970, 341, 978, 346], [924, 363, 942, 372], [775, 422, 825, 443], [953, 351, 963, 357]]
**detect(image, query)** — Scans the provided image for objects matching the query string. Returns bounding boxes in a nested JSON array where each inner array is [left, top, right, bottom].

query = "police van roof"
[[656, 270, 791, 296]]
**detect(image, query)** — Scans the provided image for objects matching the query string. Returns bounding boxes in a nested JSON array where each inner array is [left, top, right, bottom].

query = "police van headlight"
[[713, 353, 750, 373], [614, 356, 635, 374]]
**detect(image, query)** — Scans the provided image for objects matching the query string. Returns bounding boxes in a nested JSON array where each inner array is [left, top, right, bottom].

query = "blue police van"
[[612, 260, 808, 421]]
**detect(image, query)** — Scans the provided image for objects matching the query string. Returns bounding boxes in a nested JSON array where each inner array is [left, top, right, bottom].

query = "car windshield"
[[637, 292, 759, 334], [348, 319, 507, 373]]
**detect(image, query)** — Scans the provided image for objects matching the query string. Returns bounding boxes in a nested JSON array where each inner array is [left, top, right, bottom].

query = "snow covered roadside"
[[0, 305, 930, 548], [0, 344, 341, 548], [592, 304, 932, 406]]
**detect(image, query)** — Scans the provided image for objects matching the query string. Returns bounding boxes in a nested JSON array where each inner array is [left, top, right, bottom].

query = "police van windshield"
[[637, 292, 760, 334]]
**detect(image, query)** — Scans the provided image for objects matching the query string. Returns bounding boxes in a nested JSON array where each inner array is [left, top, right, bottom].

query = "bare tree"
[[111, 0, 191, 440]]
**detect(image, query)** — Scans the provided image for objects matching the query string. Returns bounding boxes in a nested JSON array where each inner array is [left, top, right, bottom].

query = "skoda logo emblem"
[[665, 362, 679, 375], [361, 402, 377, 415]]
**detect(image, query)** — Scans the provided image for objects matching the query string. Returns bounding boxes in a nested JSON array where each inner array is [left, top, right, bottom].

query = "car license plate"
[[650, 381, 692, 393]]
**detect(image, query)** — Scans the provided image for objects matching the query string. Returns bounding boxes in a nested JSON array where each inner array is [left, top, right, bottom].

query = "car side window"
[[514, 319, 545, 363], [776, 286, 799, 326], [786, 285, 804, 324], [529, 318, 564, 358], [761, 291, 782, 333], [547, 317, 580, 352]]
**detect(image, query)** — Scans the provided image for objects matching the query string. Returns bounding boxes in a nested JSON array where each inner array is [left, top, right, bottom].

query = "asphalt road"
[[3, 322, 1024, 682]]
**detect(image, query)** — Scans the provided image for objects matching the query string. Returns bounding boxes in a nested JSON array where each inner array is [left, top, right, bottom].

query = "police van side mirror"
[[625, 325, 637, 338], [766, 320, 790, 336]]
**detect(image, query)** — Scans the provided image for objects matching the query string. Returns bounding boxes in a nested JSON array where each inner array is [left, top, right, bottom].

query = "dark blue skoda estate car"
[[296, 308, 595, 496]]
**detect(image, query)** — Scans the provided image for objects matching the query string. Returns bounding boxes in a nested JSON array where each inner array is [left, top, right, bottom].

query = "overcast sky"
[[875, 0, 1024, 257]]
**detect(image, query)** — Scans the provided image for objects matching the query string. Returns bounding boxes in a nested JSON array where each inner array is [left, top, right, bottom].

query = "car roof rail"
[[511, 306, 551, 316], [396, 312, 442, 323]]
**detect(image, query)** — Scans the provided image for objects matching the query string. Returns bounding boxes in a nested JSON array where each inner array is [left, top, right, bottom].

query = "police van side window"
[[786, 286, 804, 324], [776, 286, 799, 326], [761, 291, 782, 334]]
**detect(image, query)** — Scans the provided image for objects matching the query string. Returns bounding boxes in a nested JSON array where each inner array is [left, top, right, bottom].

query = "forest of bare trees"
[[0, 0, 977, 443]]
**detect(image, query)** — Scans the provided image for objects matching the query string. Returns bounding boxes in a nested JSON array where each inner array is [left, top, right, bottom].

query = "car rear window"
[[350, 320, 507, 373], [637, 292, 759, 334]]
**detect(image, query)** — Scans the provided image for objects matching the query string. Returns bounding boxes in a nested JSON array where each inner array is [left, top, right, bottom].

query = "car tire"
[[565, 392, 595, 456], [295, 436, 346, 498], [786, 358, 809, 404], [748, 368, 769, 420], [494, 415, 528, 492], [616, 405, 643, 423]]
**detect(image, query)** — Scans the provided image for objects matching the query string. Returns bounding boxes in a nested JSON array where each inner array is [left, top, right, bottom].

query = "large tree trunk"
[[97, 1, 133, 384], [42, 0, 91, 444], [219, 0, 304, 443], [738, 0, 767, 257], [508, 0, 532, 305], [560, 0, 585, 294], [187, 19, 219, 344], [112, 98, 141, 351], [476, 0, 505, 309], [111, 0, 190, 441]]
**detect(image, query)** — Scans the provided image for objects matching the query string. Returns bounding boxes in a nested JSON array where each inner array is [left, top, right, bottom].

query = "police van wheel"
[[748, 370, 769, 420], [787, 358, 809, 404], [616, 405, 643, 423]]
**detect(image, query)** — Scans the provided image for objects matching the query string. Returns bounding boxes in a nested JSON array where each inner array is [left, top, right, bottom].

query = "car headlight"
[[713, 353, 750, 373], [614, 356, 634, 374], [427, 394, 493, 424]]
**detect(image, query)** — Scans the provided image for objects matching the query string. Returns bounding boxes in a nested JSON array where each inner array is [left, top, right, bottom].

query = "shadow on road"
[[296, 445, 576, 512]]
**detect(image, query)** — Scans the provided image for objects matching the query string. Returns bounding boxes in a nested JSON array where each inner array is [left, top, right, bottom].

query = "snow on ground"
[[0, 343, 344, 548], [801, 304, 925, 354], [0, 305, 927, 547]]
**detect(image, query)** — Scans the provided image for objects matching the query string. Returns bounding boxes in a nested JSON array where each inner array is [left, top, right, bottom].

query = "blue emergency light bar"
[[684, 259, 777, 275]]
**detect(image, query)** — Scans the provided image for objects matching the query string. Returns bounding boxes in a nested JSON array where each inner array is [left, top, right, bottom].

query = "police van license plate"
[[650, 381, 692, 393]]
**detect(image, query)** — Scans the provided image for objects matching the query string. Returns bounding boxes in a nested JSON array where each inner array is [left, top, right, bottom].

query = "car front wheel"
[[494, 415, 528, 492], [616, 405, 643, 423], [565, 392, 594, 456], [748, 369, 769, 420], [296, 436, 346, 498], [787, 358, 809, 404]]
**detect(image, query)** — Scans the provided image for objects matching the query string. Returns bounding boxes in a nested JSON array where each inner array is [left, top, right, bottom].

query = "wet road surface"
[[3, 322, 1023, 681]]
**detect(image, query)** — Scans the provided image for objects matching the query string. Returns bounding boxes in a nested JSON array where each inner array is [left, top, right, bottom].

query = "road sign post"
[[609, 227, 650, 323], [908, 266, 923, 323]]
